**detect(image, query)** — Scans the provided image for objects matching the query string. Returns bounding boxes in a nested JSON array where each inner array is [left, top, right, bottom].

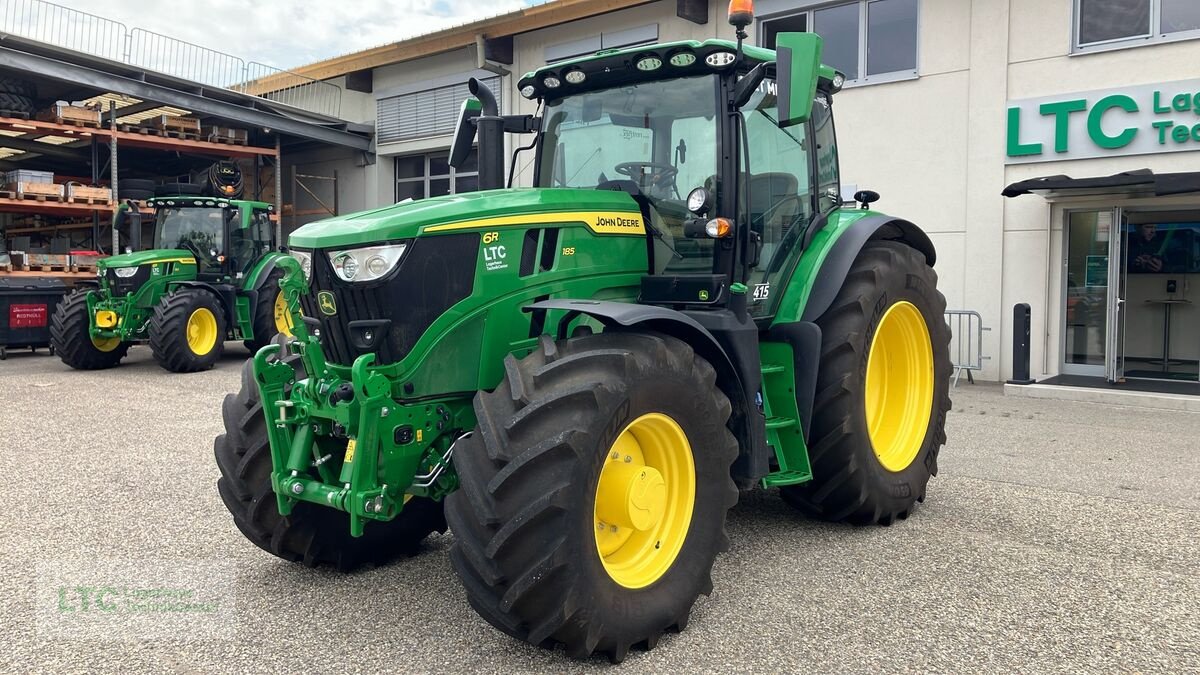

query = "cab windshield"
[[155, 206, 229, 271], [537, 75, 719, 272]]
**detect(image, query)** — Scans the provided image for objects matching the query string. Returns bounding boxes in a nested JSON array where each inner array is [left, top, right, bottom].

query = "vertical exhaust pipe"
[[468, 78, 505, 190]]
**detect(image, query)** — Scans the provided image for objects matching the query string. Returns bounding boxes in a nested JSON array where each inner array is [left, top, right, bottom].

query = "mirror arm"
[[732, 63, 768, 109]]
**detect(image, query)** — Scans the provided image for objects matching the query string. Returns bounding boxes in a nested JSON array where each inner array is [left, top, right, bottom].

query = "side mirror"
[[113, 202, 143, 251], [775, 32, 823, 128], [449, 97, 482, 170], [853, 190, 880, 209]]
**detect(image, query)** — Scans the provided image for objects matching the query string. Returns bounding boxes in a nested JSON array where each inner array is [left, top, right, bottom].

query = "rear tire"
[[215, 356, 446, 571], [154, 182, 203, 197], [117, 179, 156, 193], [781, 240, 951, 525], [50, 290, 129, 370], [149, 288, 226, 372], [447, 332, 738, 662]]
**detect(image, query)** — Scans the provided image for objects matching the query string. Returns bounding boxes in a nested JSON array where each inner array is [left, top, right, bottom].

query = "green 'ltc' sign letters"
[[1005, 78, 1200, 164]]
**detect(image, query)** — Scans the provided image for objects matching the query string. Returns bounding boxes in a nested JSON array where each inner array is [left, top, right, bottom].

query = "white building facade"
[[283, 0, 1200, 392]]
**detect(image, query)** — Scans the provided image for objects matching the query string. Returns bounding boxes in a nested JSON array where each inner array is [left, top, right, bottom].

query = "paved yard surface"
[[1, 346, 1197, 673]]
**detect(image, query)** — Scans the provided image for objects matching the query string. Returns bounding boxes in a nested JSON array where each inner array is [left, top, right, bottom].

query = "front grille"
[[301, 234, 479, 365], [104, 266, 151, 297]]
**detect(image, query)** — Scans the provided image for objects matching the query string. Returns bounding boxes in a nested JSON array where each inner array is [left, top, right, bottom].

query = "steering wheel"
[[614, 162, 679, 194]]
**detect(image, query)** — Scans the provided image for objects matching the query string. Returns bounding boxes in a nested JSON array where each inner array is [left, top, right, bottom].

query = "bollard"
[[1007, 303, 1035, 384]]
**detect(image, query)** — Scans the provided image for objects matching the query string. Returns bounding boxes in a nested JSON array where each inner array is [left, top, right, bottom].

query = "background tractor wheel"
[[244, 269, 293, 353], [782, 240, 952, 525], [149, 288, 226, 372], [50, 290, 128, 370], [447, 332, 738, 662], [216, 355, 446, 571]]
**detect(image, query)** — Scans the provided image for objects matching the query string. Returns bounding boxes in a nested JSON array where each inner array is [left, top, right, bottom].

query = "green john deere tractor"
[[216, 18, 951, 663], [51, 196, 293, 372]]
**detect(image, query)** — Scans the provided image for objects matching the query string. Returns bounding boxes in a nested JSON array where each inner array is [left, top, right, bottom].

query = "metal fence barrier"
[[945, 310, 989, 386], [0, 0, 341, 118]]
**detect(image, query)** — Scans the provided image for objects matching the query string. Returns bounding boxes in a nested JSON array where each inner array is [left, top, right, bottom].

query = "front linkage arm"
[[251, 256, 463, 537]]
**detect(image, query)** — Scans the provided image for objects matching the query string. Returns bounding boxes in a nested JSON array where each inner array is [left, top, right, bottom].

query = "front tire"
[[782, 240, 952, 525], [50, 290, 129, 370], [149, 288, 226, 372], [447, 332, 738, 662], [215, 357, 446, 571]]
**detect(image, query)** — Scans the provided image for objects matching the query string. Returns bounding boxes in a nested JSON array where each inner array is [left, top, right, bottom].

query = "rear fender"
[[796, 214, 936, 323]]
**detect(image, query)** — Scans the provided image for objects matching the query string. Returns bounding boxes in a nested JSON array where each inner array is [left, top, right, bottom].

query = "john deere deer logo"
[[317, 291, 337, 316]]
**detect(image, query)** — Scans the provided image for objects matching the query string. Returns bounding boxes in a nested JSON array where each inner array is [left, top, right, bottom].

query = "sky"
[[54, 0, 536, 70]]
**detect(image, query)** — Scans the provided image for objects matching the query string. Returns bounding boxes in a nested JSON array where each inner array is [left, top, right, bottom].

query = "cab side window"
[[812, 93, 840, 211]]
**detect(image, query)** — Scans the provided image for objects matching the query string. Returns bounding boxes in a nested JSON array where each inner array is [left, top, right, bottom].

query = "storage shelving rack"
[[0, 109, 280, 279]]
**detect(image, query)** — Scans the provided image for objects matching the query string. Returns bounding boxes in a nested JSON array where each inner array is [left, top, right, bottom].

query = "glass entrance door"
[[1063, 209, 1124, 378]]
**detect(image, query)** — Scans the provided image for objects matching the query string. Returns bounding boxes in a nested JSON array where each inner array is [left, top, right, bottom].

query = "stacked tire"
[[0, 78, 36, 116]]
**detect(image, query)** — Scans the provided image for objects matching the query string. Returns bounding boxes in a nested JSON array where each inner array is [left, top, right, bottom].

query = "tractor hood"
[[289, 188, 643, 249], [98, 249, 196, 270]]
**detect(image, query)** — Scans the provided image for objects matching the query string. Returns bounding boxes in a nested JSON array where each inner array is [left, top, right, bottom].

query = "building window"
[[395, 150, 478, 202], [759, 0, 919, 86], [1074, 0, 1200, 51]]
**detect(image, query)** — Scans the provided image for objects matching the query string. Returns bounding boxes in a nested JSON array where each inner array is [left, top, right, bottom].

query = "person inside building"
[[1127, 223, 1188, 274]]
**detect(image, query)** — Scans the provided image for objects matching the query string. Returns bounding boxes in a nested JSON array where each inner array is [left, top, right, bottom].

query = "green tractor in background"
[[216, 11, 951, 663], [51, 196, 293, 372]]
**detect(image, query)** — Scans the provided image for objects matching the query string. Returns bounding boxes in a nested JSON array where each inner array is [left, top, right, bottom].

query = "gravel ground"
[[1, 345, 1197, 673]]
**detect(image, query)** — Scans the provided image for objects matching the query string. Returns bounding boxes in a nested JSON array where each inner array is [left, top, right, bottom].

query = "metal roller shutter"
[[377, 76, 502, 144]]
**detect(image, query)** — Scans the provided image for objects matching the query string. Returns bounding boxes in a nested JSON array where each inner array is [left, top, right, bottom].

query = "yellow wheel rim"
[[864, 300, 935, 472], [594, 412, 695, 589], [91, 336, 121, 353], [273, 290, 295, 337], [186, 307, 219, 356]]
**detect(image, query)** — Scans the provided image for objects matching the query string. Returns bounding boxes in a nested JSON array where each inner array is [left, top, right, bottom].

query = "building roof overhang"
[[1002, 169, 1200, 200]]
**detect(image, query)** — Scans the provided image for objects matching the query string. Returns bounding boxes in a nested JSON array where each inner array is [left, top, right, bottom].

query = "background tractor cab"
[[51, 196, 290, 373]]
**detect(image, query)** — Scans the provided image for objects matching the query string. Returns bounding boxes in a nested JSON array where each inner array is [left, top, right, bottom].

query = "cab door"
[[739, 82, 837, 320]]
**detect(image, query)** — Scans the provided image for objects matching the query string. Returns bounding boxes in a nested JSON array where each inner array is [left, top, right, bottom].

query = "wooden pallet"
[[206, 133, 249, 146], [14, 192, 64, 202], [71, 263, 97, 274], [145, 114, 201, 134], [25, 264, 71, 272], [37, 114, 101, 129], [119, 124, 199, 141], [67, 195, 112, 206]]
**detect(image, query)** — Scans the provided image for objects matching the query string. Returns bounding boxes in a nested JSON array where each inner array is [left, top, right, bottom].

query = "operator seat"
[[748, 172, 801, 263]]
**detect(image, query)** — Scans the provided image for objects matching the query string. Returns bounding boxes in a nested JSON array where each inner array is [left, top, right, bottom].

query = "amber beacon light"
[[728, 0, 755, 28]]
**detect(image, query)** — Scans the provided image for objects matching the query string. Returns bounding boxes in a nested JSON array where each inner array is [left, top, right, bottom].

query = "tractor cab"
[[450, 31, 852, 328], [146, 198, 276, 278], [519, 42, 844, 316]]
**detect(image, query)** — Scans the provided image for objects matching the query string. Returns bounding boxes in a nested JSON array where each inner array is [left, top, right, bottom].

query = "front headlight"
[[289, 250, 313, 282], [327, 244, 407, 282], [113, 267, 138, 278]]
